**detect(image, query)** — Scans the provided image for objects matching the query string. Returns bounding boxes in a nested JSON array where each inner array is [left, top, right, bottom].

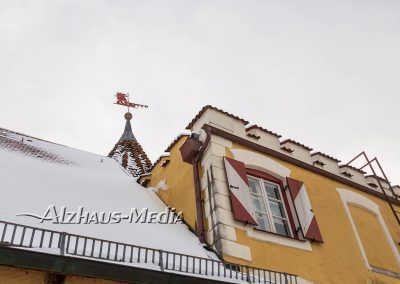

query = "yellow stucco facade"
[[143, 131, 400, 283], [222, 143, 400, 283], [349, 205, 399, 273], [142, 136, 198, 232]]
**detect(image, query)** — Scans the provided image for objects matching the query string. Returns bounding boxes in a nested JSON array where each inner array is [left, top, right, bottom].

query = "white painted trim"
[[246, 229, 312, 251], [218, 224, 237, 242], [297, 277, 314, 284], [230, 149, 291, 179], [230, 148, 312, 251], [220, 239, 252, 261], [248, 175, 294, 238], [336, 188, 400, 270]]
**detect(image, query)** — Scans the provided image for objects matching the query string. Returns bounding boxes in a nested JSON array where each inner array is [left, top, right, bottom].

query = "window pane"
[[264, 182, 280, 200], [273, 217, 290, 236], [256, 213, 271, 231], [270, 201, 286, 218], [249, 177, 262, 195], [251, 196, 267, 213]]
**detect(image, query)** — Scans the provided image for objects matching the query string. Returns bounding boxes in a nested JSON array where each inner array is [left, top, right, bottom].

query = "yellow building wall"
[[141, 136, 198, 232], [349, 205, 399, 273], [223, 143, 400, 283], [141, 136, 400, 283]]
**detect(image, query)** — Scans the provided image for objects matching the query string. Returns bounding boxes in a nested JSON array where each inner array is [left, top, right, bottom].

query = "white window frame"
[[248, 175, 293, 237]]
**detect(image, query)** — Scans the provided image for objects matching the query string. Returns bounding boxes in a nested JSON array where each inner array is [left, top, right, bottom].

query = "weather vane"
[[114, 92, 148, 113]]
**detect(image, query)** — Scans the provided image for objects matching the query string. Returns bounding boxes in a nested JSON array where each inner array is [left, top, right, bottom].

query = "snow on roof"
[[151, 152, 169, 164], [0, 127, 214, 259]]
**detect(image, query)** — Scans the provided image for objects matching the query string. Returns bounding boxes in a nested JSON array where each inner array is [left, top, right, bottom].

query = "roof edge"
[[185, 105, 249, 130], [280, 139, 313, 151], [246, 124, 282, 138], [311, 151, 341, 163]]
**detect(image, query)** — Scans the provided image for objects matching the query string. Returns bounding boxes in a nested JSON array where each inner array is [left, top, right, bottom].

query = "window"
[[248, 175, 292, 237]]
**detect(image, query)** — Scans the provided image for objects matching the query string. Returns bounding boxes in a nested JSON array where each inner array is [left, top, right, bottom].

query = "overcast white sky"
[[1, 0, 399, 183]]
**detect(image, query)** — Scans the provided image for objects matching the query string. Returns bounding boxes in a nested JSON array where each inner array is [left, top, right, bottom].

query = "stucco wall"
[[144, 106, 400, 283], [349, 205, 399, 272], [143, 136, 198, 231], [222, 143, 400, 283], [145, 133, 400, 283]]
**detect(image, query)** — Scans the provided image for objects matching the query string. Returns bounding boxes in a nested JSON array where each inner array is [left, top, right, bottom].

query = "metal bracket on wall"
[[346, 151, 400, 229]]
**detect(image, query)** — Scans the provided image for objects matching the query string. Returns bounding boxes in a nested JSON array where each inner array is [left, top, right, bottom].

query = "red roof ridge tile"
[[280, 139, 313, 151], [186, 105, 249, 130], [246, 124, 282, 138], [365, 174, 391, 184], [311, 151, 341, 163], [339, 164, 366, 174], [165, 134, 190, 152]]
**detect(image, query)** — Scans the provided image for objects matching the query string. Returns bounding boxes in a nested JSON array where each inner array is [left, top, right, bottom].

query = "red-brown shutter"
[[224, 157, 257, 225], [286, 177, 323, 242]]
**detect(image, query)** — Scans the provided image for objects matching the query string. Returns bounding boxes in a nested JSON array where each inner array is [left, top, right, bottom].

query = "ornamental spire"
[[119, 112, 136, 141], [108, 92, 152, 177]]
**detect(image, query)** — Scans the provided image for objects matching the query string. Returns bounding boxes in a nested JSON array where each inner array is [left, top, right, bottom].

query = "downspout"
[[192, 126, 212, 243]]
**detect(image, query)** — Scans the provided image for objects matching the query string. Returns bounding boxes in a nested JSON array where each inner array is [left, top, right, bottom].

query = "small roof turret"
[[119, 112, 136, 141], [108, 93, 152, 177]]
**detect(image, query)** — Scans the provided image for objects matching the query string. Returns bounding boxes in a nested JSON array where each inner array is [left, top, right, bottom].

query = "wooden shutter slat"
[[224, 157, 257, 225], [287, 177, 323, 242]]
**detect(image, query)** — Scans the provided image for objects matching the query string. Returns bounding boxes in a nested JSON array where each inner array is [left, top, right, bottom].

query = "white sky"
[[1, 0, 399, 183]]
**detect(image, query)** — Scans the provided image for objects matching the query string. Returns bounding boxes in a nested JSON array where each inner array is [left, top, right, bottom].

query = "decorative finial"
[[114, 92, 148, 114], [124, 112, 133, 120]]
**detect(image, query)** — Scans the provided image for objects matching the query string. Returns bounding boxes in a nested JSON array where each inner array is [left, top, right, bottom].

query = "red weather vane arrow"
[[114, 92, 148, 112]]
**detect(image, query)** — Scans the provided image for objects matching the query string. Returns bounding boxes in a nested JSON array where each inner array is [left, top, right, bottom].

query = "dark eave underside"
[[0, 247, 229, 284]]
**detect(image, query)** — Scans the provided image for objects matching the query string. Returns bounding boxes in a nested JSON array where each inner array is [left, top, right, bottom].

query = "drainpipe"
[[191, 127, 212, 243], [192, 162, 206, 243]]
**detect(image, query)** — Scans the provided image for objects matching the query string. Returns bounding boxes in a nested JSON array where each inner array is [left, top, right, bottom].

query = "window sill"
[[254, 228, 306, 242], [245, 227, 312, 251]]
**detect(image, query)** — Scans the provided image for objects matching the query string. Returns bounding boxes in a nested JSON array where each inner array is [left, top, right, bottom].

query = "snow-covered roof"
[[0, 127, 300, 283], [0, 127, 212, 258]]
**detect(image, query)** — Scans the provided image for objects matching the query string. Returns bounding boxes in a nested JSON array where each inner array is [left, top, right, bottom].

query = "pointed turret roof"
[[108, 112, 152, 177], [119, 113, 136, 141]]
